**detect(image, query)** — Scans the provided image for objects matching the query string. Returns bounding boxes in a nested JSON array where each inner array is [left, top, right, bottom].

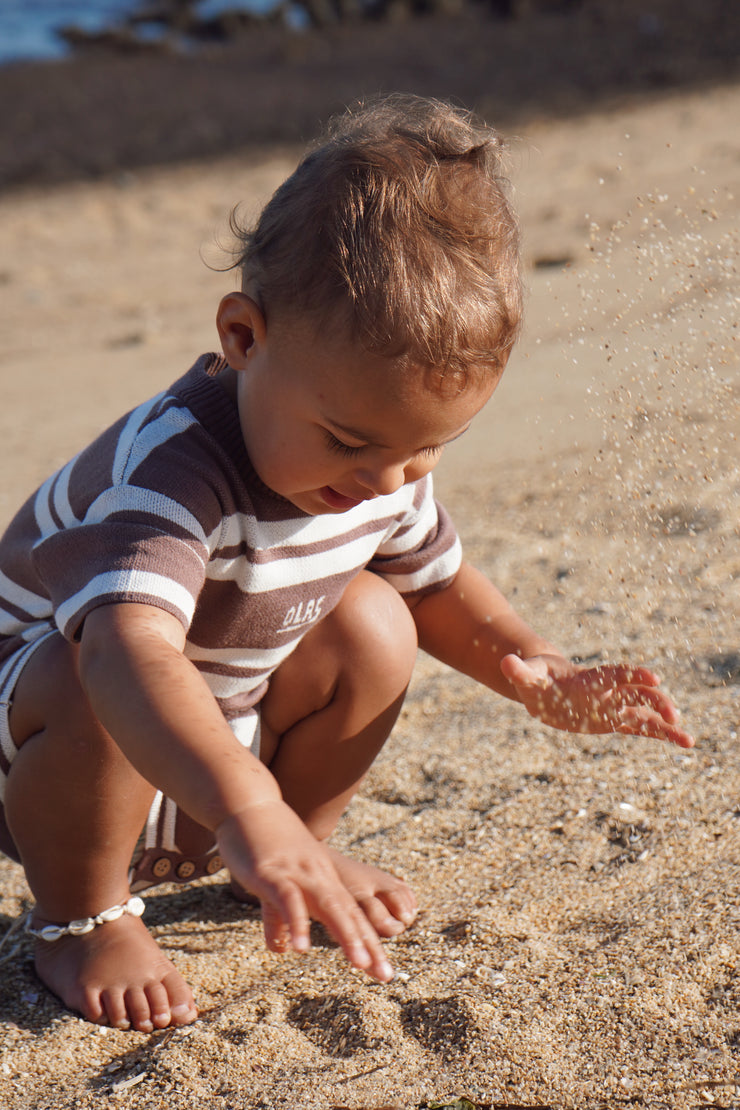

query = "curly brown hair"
[[231, 94, 522, 386]]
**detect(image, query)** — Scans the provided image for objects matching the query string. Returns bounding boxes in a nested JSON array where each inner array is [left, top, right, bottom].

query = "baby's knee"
[[8, 633, 88, 749], [333, 571, 417, 684]]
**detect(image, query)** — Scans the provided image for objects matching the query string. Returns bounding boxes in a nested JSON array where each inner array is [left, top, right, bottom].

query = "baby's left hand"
[[500, 653, 695, 748]]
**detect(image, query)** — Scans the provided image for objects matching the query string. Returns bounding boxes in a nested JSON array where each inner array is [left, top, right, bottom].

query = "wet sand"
[[0, 34, 739, 1110]]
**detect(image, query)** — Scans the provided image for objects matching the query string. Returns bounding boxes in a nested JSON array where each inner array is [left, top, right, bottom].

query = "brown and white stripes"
[[0, 355, 461, 794]]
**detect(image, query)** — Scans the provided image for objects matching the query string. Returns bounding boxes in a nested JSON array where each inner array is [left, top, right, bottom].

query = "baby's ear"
[[216, 293, 266, 369]]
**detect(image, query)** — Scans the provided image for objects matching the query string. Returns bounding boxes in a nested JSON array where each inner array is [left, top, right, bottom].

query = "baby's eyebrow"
[[326, 418, 471, 453]]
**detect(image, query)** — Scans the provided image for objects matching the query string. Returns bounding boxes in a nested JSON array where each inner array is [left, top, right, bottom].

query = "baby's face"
[[234, 315, 495, 515]]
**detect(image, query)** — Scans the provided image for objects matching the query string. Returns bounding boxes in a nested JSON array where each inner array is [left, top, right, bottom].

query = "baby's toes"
[[161, 970, 198, 1026], [98, 986, 134, 1031], [145, 979, 174, 1030], [122, 986, 157, 1033], [76, 983, 109, 1028]]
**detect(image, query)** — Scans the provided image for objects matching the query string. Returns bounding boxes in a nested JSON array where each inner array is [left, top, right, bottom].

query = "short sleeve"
[[27, 394, 232, 641], [368, 477, 462, 597], [32, 516, 209, 641]]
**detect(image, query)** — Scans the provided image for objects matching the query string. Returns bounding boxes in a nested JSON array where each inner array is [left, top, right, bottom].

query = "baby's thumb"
[[500, 653, 551, 691]]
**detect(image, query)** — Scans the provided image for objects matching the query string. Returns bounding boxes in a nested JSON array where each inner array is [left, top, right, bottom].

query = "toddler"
[[0, 94, 693, 1034]]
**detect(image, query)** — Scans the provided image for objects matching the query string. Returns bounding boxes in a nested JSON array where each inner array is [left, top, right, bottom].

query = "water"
[[0, 0, 271, 66]]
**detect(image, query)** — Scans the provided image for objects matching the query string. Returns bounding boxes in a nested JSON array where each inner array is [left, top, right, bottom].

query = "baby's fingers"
[[262, 901, 294, 953], [264, 880, 312, 953], [591, 664, 662, 689], [313, 891, 394, 983], [604, 683, 681, 723], [616, 705, 695, 748], [259, 875, 393, 981]]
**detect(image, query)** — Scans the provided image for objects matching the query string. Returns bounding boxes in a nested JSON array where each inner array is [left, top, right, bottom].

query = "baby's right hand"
[[215, 800, 394, 982]]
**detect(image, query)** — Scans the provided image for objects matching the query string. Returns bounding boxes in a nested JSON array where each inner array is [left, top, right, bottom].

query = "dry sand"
[[0, 65, 739, 1110]]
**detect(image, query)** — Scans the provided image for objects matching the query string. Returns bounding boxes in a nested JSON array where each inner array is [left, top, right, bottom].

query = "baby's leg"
[[252, 570, 419, 941], [2, 633, 198, 1032]]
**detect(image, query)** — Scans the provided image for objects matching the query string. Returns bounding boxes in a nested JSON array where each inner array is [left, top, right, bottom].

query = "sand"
[[0, 48, 739, 1110]]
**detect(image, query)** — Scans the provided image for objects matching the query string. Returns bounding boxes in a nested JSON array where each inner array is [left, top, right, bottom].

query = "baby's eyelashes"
[[324, 431, 364, 457], [324, 429, 443, 462]]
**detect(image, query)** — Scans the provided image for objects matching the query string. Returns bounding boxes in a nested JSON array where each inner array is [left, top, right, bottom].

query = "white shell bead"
[[68, 919, 96, 935], [97, 906, 125, 923], [37, 925, 65, 942], [26, 895, 146, 942]]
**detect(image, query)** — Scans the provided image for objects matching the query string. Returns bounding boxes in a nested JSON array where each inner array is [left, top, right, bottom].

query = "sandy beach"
[[0, 14, 739, 1107]]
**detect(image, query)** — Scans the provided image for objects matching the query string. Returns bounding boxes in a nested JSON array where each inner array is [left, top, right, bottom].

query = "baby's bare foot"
[[32, 913, 198, 1033], [325, 848, 417, 937]]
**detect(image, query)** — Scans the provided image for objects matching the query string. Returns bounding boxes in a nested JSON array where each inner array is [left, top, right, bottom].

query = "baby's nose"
[[355, 460, 407, 497]]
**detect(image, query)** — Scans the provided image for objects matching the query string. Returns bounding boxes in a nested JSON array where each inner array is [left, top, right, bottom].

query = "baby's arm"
[[410, 562, 694, 748], [77, 602, 393, 981]]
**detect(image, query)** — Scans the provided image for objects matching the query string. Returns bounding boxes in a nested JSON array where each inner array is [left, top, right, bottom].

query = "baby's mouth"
[[320, 486, 365, 511]]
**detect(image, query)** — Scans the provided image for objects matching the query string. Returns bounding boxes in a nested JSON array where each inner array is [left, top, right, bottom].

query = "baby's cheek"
[[405, 458, 436, 483]]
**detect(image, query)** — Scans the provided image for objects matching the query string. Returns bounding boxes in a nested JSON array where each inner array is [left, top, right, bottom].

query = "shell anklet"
[[25, 896, 146, 942]]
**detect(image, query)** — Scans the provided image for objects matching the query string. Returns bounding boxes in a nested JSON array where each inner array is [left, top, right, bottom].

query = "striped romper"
[[0, 354, 462, 887]]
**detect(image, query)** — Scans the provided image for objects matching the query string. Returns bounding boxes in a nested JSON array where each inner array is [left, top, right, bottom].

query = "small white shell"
[[37, 925, 65, 942], [25, 895, 146, 941], [97, 906, 125, 924], [68, 919, 96, 935], [126, 897, 146, 918]]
